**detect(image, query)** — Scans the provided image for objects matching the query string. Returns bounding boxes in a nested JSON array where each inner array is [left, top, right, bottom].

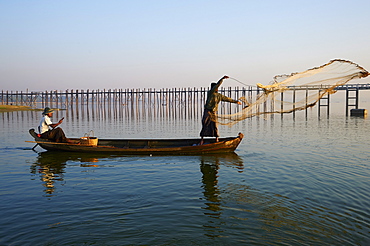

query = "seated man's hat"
[[42, 107, 54, 115]]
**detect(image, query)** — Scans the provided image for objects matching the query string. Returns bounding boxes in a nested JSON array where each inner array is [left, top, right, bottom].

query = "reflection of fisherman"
[[200, 160, 220, 206], [200, 76, 241, 145], [30, 152, 67, 196], [39, 107, 72, 143]]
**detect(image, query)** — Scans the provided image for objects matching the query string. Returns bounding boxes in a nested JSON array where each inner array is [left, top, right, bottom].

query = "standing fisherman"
[[200, 75, 241, 145]]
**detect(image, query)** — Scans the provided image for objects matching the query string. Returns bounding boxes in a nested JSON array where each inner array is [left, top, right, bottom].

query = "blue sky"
[[1, 0, 370, 91]]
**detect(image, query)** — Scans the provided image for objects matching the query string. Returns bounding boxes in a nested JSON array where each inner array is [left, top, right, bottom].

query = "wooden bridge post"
[[65, 90, 69, 108], [305, 87, 309, 118], [318, 89, 330, 117], [345, 86, 359, 116], [280, 91, 284, 115], [293, 87, 296, 118], [45, 91, 49, 108]]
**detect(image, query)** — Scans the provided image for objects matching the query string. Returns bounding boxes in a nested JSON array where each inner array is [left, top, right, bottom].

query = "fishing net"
[[216, 59, 369, 125]]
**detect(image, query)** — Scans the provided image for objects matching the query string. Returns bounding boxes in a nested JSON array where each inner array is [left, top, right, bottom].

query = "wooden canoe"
[[27, 129, 244, 155]]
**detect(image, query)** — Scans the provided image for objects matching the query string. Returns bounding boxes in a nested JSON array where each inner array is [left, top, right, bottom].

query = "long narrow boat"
[[27, 129, 243, 155]]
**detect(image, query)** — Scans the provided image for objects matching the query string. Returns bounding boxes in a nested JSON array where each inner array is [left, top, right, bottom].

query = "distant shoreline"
[[0, 104, 42, 112]]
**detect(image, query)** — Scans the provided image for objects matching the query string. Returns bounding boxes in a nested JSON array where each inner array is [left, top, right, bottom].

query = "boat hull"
[[28, 129, 243, 155]]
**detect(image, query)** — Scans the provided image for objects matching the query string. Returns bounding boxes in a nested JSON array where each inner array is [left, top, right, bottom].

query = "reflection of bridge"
[[1, 83, 370, 117]]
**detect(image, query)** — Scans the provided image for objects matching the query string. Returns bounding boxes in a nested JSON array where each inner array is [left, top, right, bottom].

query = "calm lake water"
[[0, 104, 369, 245]]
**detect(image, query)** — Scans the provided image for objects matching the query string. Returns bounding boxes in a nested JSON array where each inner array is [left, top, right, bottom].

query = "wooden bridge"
[[286, 83, 370, 116], [1, 83, 370, 117]]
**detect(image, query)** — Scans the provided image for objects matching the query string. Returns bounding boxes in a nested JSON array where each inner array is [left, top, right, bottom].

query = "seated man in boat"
[[38, 107, 73, 143], [200, 75, 241, 145]]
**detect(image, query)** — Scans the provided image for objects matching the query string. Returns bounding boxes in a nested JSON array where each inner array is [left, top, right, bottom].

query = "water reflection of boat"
[[33, 151, 105, 165], [200, 153, 244, 172], [27, 129, 244, 155]]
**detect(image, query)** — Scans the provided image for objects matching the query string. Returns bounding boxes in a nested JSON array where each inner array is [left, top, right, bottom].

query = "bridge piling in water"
[[346, 87, 359, 116], [1, 84, 369, 117]]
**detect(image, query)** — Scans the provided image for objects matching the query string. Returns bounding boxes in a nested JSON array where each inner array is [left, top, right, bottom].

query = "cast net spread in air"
[[216, 59, 369, 126]]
